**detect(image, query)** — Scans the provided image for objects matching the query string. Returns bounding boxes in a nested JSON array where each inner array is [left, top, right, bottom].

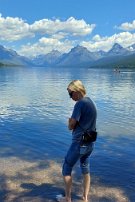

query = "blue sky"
[[0, 0, 135, 57]]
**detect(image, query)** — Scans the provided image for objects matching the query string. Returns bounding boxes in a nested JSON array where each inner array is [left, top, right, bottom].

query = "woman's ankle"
[[82, 195, 88, 202], [66, 197, 72, 202]]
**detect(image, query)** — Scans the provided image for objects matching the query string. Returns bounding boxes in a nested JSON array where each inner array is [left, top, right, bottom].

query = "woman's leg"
[[63, 175, 72, 202], [80, 143, 94, 201], [62, 142, 80, 201], [82, 173, 90, 201]]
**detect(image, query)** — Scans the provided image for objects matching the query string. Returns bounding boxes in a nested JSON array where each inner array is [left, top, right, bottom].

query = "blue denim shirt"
[[71, 96, 97, 142]]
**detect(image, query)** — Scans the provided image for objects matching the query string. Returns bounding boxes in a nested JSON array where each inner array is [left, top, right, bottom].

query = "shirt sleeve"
[[71, 101, 82, 122]]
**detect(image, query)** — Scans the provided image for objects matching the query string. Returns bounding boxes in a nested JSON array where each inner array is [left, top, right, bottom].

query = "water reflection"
[[0, 66, 135, 201]]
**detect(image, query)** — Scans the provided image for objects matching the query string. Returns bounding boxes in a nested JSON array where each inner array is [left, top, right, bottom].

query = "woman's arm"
[[68, 118, 77, 130]]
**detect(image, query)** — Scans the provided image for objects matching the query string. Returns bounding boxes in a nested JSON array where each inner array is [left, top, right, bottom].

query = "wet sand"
[[0, 157, 130, 202]]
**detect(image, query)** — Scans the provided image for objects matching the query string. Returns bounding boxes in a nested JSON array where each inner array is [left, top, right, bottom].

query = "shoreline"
[[0, 157, 130, 202]]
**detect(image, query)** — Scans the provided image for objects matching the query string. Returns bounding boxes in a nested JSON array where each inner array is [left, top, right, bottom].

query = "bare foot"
[[56, 195, 72, 202], [82, 196, 88, 202]]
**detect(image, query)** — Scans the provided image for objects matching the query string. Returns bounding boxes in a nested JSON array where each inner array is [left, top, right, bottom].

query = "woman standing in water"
[[58, 80, 97, 202]]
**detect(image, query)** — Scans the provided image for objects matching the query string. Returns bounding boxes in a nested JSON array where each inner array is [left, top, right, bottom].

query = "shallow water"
[[0, 66, 135, 201]]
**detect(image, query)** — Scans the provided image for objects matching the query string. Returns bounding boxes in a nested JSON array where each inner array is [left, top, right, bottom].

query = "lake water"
[[0, 66, 135, 202]]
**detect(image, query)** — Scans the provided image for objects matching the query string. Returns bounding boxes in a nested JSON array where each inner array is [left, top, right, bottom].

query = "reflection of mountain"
[[0, 43, 135, 68]]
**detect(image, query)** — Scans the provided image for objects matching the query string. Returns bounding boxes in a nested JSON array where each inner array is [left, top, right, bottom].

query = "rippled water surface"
[[0, 66, 135, 201]]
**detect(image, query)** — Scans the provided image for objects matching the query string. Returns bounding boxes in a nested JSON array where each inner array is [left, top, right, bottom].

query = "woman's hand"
[[68, 118, 77, 130]]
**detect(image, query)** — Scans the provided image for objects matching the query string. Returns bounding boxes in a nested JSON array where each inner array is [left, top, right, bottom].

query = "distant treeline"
[[0, 62, 4, 66], [91, 53, 135, 68]]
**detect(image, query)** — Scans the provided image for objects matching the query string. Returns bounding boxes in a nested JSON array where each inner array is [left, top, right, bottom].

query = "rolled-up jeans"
[[62, 142, 94, 176]]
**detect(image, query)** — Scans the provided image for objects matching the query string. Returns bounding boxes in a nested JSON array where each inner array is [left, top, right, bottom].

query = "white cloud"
[[0, 15, 95, 42], [18, 31, 135, 56], [92, 35, 101, 41], [1, 14, 135, 57], [0, 14, 34, 41], [19, 37, 74, 57], [51, 32, 68, 40], [81, 32, 135, 52], [117, 20, 135, 31], [30, 17, 95, 36]]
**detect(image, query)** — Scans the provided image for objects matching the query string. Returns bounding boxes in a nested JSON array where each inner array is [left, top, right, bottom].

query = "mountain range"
[[0, 43, 135, 68], [0, 45, 33, 67]]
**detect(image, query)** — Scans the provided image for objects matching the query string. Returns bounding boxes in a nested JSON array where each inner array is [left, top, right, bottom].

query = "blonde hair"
[[67, 80, 86, 96]]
